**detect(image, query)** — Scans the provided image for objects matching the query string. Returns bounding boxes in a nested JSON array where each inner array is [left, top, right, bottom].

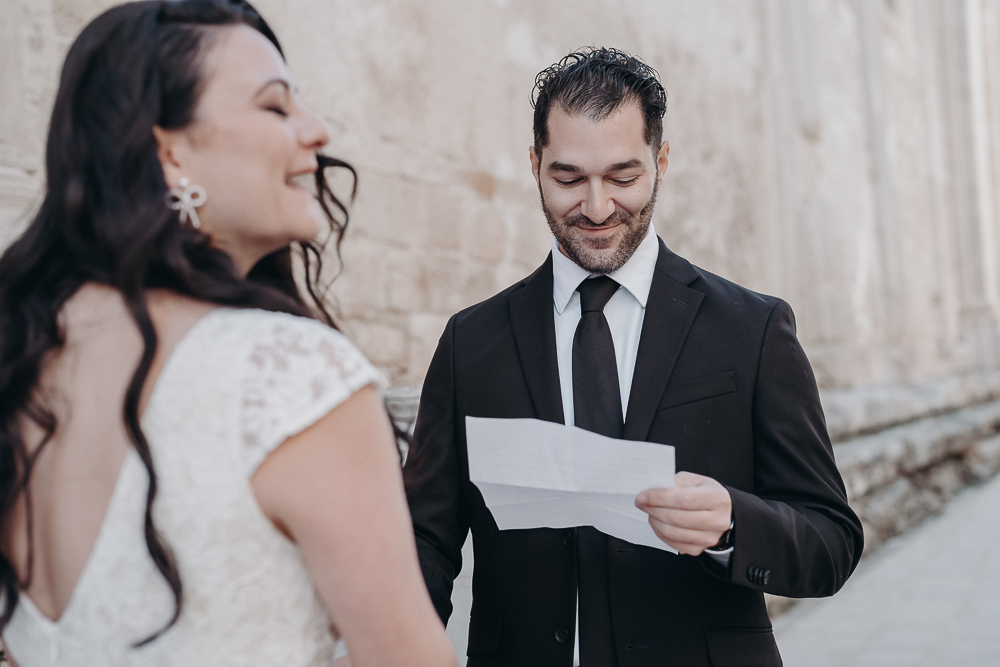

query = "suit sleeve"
[[402, 315, 468, 623], [714, 299, 864, 598]]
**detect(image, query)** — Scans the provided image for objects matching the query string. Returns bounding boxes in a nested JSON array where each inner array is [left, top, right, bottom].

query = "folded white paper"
[[466, 416, 676, 553]]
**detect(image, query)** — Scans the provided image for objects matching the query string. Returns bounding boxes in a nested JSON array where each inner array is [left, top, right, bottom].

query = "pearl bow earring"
[[168, 177, 207, 229]]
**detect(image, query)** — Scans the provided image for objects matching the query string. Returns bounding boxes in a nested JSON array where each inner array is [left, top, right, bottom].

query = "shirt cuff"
[[703, 546, 733, 567]]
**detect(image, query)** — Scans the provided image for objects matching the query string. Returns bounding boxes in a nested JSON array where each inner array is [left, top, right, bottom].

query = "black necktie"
[[573, 276, 623, 439], [572, 275, 621, 665]]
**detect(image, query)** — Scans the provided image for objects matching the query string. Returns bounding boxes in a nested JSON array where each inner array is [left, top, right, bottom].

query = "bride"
[[0, 2, 455, 666]]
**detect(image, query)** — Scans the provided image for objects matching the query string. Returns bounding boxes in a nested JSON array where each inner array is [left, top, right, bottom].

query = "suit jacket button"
[[562, 529, 574, 547], [747, 566, 770, 585], [555, 627, 571, 644]]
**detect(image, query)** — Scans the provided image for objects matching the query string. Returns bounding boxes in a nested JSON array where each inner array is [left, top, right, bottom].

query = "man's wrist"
[[705, 515, 735, 553]]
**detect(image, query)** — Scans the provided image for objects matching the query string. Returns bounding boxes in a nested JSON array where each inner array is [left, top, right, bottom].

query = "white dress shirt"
[[551, 226, 730, 665], [552, 226, 658, 426]]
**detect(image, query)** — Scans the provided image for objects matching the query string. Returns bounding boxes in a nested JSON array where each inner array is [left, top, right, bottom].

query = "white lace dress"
[[2, 308, 384, 666]]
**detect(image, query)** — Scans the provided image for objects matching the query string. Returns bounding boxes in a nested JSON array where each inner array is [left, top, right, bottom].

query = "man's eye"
[[611, 177, 640, 186], [555, 178, 582, 186]]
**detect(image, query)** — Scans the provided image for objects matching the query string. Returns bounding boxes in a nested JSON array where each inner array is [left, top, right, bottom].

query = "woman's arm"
[[251, 385, 456, 667]]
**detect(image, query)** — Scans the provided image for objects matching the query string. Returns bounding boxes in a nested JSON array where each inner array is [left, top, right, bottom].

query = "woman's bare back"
[[5, 284, 214, 622]]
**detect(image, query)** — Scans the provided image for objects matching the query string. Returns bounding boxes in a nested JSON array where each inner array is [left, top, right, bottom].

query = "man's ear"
[[655, 140, 669, 188], [529, 145, 541, 186], [152, 125, 189, 190]]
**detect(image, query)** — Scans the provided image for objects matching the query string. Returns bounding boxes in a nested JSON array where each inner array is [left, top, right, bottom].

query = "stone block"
[[467, 205, 509, 263], [384, 383, 421, 432], [402, 312, 450, 386], [835, 432, 906, 500], [836, 400, 1000, 558], [764, 594, 797, 618], [918, 458, 966, 500], [334, 235, 391, 314], [822, 371, 1000, 442], [459, 264, 498, 309], [350, 170, 427, 249], [900, 416, 971, 473], [836, 396, 1000, 501], [424, 186, 465, 252], [510, 211, 550, 265], [954, 400, 1000, 438], [422, 256, 466, 314], [386, 254, 430, 313], [856, 477, 943, 545], [966, 435, 1000, 482], [342, 319, 408, 379]]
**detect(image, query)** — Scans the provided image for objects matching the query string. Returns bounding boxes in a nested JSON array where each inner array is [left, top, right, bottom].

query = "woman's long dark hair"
[[0, 0, 358, 645]]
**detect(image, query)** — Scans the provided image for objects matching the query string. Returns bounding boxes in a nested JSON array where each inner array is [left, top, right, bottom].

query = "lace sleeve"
[[240, 314, 386, 477]]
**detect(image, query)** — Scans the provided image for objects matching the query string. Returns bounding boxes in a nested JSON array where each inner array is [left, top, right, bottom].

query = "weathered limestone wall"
[[4, 0, 1000, 391], [5, 1, 1000, 541]]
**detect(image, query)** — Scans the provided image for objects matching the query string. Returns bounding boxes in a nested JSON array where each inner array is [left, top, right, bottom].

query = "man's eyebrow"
[[606, 158, 646, 172], [546, 158, 647, 174], [546, 161, 581, 173], [254, 77, 295, 97]]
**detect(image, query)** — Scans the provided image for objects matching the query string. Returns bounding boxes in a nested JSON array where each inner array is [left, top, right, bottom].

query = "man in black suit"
[[403, 47, 863, 666]]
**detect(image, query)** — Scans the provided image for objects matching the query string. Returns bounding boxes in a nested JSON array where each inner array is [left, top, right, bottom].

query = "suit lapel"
[[509, 254, 566, 425], [623, 239, 704, 441]]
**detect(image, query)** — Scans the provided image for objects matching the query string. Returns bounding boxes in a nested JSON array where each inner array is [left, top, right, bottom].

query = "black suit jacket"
[[404, 239, 863, 666]]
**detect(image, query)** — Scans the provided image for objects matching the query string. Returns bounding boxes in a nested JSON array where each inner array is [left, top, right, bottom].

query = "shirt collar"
[[551, 224, 659, 314]]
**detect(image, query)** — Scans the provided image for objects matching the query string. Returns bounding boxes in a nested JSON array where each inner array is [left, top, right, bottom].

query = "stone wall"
[[6, 1, 1000, 390], [4, 0, 1000, 553]]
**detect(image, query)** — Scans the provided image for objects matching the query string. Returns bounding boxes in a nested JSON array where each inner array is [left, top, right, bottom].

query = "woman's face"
[[155, 25, 330, 274]]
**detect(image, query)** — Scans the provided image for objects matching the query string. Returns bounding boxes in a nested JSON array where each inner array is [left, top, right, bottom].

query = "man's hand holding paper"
[[635, 471, 734, 556], [465, 416, 678, 553]]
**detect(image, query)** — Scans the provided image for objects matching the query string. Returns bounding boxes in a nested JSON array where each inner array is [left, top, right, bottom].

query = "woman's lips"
[[285, 172, 315, 192]]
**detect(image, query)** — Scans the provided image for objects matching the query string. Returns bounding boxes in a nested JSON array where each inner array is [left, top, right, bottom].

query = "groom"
[[403, 47, 863, 666]]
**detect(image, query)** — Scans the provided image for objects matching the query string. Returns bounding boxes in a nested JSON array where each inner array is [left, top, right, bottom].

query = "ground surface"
[[446, 474, 1000, 665], [773, 472, 1000, 666]]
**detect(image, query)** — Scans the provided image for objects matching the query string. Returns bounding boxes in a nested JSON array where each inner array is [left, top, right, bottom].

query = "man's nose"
[[580, 183, 615, 224]]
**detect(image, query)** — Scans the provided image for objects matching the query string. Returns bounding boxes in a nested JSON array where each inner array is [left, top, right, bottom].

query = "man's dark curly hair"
[[531, 47, 667, 155]]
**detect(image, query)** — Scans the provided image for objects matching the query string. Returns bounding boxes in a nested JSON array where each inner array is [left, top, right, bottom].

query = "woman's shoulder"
[[206, 307, 367, 368], [231, 309, 382, 392], [228, 309, 385, 477], [143, 298, 383, 414]]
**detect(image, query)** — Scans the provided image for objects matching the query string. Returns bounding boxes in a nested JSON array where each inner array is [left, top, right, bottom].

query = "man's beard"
[[541, 185, 657, 274]]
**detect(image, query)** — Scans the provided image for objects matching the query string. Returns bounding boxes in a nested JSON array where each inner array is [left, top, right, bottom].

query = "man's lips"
[[566, 211, 626, 231], [570, 221, 623, 235]]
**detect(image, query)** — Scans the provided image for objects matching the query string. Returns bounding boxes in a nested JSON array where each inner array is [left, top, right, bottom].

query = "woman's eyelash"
[[267, 106, 289, 117]]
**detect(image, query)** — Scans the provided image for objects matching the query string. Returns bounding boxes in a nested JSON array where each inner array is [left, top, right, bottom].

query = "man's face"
[[530, 102, 668, 274]]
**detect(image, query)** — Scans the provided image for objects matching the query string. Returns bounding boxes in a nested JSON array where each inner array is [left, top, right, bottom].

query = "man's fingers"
[[643, 506, 732, 533], [647, 519, 719, 555], [635, 473, 734, 551], [636, 471, 727, 508], [673, 471, 708, 488], [636, 486, 729, 511]]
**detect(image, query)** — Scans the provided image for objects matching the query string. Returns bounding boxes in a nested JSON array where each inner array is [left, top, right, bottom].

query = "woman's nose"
[[298, 107, 330, 150]]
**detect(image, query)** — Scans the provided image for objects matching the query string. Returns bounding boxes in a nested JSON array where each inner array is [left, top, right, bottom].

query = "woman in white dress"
[[0, 1, 456, 666]]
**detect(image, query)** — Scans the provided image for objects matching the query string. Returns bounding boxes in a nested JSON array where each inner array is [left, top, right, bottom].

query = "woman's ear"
[[152, 125, 188, 189]]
